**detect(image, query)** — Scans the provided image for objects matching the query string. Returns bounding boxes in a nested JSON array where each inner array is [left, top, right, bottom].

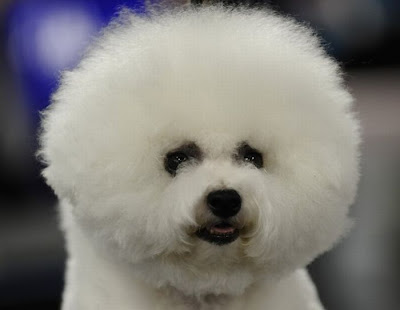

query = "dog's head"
[[39, 7, 360, 296]]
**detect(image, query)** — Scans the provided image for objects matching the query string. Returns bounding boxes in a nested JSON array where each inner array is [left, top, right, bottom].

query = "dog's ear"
[[40, 164, 77, 205], [37, 90, 81, 204]]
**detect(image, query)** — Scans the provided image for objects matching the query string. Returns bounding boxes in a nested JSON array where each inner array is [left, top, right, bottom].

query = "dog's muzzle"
[[196, 189, 242, 245]]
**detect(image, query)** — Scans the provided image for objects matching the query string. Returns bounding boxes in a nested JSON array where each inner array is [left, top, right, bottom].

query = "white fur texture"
[[39, 6, 360, 309]]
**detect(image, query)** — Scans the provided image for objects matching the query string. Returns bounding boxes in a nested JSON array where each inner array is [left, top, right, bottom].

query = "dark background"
[[1, 0, 399, 309]]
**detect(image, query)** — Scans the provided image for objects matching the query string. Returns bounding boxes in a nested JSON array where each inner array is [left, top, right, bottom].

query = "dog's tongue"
[[209, 223, 235, 234]]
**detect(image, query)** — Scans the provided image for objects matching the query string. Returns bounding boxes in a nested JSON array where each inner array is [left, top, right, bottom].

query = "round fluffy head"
[[39, 6, 360, 296]]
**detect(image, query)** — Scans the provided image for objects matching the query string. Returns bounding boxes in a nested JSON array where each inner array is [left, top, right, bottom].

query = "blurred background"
[[0, 0, 399, 309]]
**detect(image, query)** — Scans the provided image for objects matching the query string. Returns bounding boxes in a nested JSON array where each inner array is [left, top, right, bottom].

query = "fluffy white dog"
[[39, 5, 360, 310]]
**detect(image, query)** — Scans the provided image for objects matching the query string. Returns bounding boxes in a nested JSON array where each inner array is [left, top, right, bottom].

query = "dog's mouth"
[[196, 222, 240, 246]]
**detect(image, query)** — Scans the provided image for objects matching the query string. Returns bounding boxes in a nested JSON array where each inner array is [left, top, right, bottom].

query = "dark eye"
[[164, 143, 202, 176], [236, 143, 264, 169], [243, 151, 263, 168], [165, 152, 189, 175]]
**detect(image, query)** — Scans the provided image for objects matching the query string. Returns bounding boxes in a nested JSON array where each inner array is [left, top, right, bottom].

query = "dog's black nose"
[[207, 189, 242, 218]]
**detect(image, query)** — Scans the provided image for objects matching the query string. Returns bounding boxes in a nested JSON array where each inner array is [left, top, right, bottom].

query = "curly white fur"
[[39, 5, 360, 310]]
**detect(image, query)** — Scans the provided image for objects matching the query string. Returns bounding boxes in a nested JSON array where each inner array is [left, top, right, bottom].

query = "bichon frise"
[[39, 5, 360, 310]]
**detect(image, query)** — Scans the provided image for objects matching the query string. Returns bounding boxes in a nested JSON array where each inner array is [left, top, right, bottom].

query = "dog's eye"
[[243, 151, 263, 168], [236, 143, 264, 169], [165, 152, 189, 175], [164, 142, 202, 176]]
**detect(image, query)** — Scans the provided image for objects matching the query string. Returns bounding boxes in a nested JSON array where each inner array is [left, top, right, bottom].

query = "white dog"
[[39, 5, 360, 310]]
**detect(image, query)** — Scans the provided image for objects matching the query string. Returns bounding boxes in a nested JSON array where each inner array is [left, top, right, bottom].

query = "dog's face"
[[40, 8, 360, 296]]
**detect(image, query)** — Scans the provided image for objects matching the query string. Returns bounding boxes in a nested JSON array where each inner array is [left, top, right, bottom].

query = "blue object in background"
[[7, 0, 147, 120]]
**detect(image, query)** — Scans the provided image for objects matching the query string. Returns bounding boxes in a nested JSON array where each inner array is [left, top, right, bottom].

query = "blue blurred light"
[[7, 0, 146, 118]]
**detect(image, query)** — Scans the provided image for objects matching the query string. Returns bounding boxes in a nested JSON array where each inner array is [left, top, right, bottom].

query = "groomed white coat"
[[39, 5, 360, 310]]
